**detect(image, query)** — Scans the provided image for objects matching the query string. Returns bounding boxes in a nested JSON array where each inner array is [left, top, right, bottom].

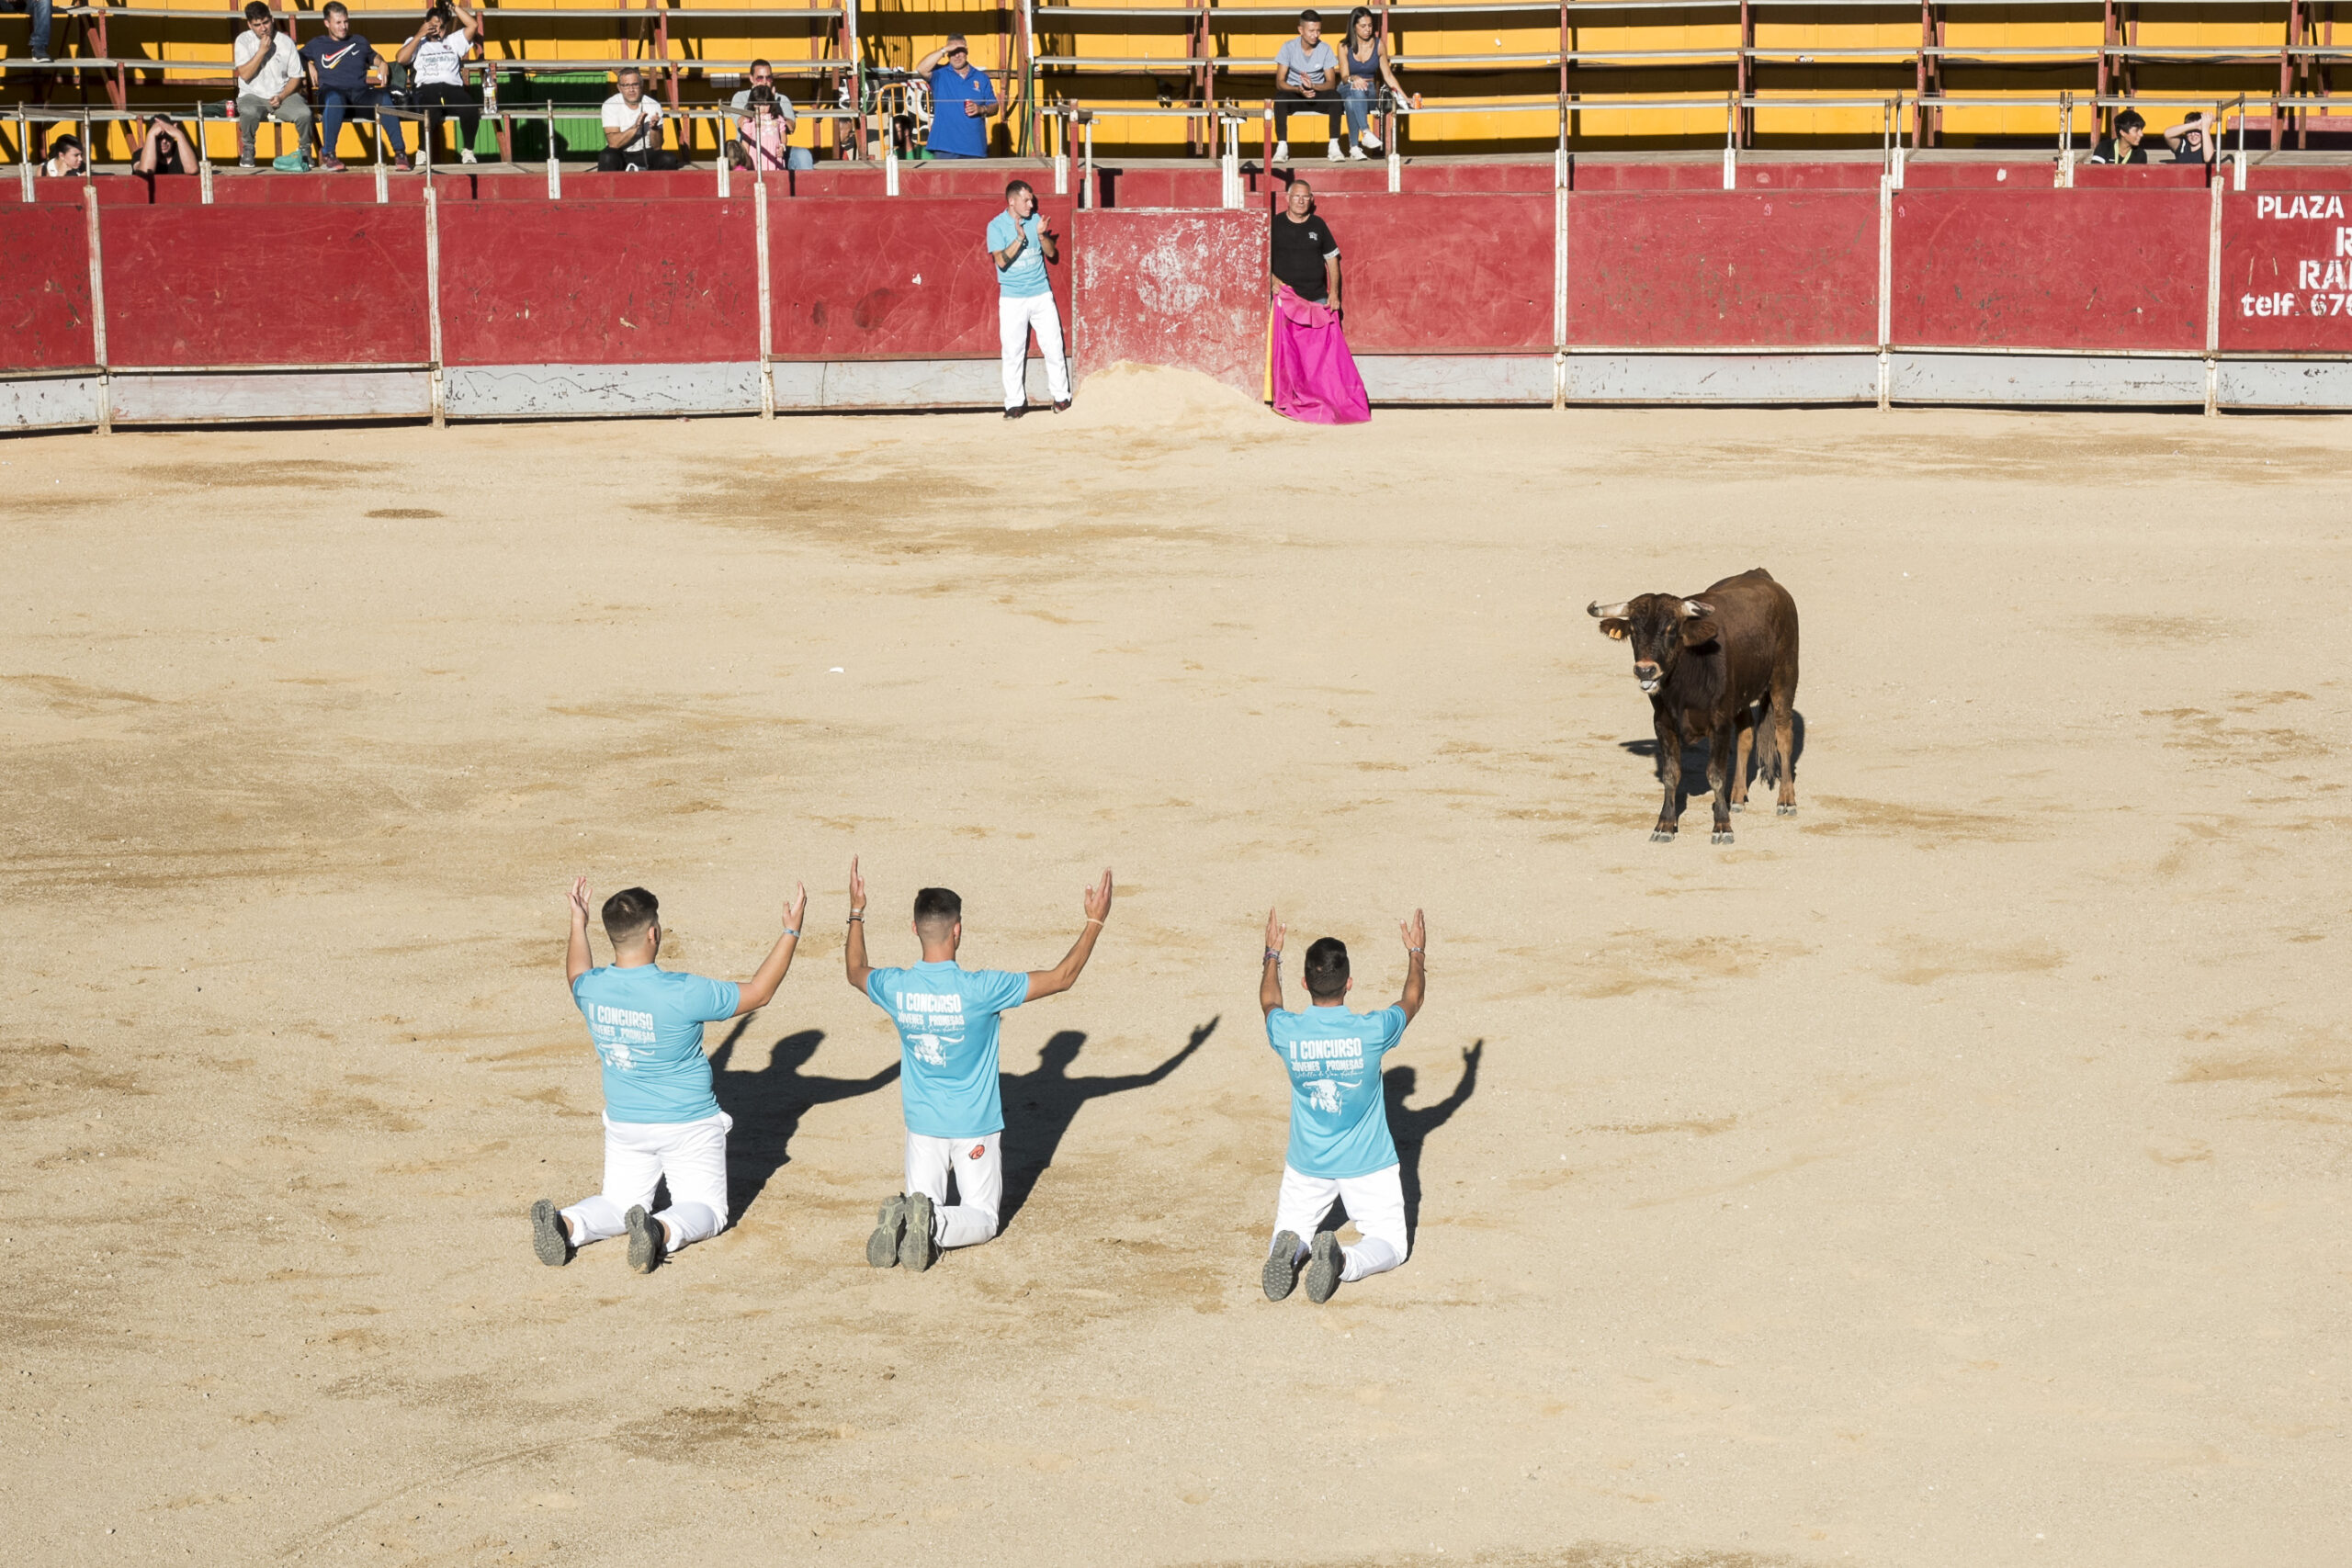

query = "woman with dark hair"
[[1338, 6, 1414, 158]]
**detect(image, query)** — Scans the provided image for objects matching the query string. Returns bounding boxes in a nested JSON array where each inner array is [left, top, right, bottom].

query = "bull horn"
[[1680, 599, 1713, 617], [1587, 600, 1631, 619]]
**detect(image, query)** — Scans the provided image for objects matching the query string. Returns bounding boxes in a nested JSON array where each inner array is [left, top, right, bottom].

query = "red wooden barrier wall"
[[438, 197, 758, 365], [1567, 190, 1878, 347], [768, 194, 1074, 359], [1307, 192, 1554, 351], [0, 205, 96, 370], [1887, 188, 2207, 350], [2218, 190, 2352, 353], [1068, 208, 1266, 393], [100, 204, 431, 367]]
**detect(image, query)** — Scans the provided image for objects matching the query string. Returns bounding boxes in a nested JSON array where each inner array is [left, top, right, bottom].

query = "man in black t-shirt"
[[1270, 179, 1342, 310], [2090, 108, 2149, 165]]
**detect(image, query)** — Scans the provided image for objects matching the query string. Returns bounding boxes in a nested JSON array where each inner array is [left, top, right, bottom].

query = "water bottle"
[[481, 62, 498, 116]]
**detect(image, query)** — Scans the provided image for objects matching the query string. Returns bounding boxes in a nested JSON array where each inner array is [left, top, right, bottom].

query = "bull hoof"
[[1777, 803, 1798, 817], [1650, 829, 1677, 843], [1711, 829, 1735, 846], [1730, 801, 1746, 813]]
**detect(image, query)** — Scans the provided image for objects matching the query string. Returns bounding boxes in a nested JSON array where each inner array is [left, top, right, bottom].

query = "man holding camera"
[[599, 65, 680, 172], [232, 0, 312, 170], [988, 179, 1071, 418]]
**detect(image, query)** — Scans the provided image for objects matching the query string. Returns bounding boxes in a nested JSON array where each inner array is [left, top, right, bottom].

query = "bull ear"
[[1679, 617, 1722, 649], [1680, 599, 1713, 618], [1598, 618, 1630, 641]]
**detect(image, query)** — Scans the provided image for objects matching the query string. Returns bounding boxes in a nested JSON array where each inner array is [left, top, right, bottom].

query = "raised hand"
[[569, 876, 593, 923], [1399, 908, 1426, 955], [1083, 867, 1114, 925], [1264, 907, 1286, 956], [848, 855, 867, 914], [784, 881, 808, 932]]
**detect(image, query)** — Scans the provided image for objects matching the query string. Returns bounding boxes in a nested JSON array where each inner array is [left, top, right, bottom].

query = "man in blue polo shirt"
[[914, 33, 997, 159], [846, 856, 1113, 1271], [1257, 907, 1428, 1303], [531, 877, 808, 1274]]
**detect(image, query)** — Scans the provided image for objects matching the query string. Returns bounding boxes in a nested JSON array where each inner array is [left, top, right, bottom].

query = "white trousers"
[[1270, 1162, 1408, 1283], [906, 1130, 1002, 1249], [561, 1111, 731, 1255], [999, 292, 1070, 411]]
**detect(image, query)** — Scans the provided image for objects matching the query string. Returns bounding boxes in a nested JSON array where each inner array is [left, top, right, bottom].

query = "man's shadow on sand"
[[1384, 1040, 1483, 1249], [997, 1018, 1217, 1230], [709, 1022, 899, 1221]]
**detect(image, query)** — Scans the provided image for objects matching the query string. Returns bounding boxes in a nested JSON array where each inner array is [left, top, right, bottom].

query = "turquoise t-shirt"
[[986, 211, 1052, 299], [571, 964, 740, 1124], [1267, 1003, 1408, 1179], [865, 960, 1029, 1138]]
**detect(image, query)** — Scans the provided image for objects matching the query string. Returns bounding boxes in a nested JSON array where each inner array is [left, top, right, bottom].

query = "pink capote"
[[1268, 287, 1371, 425]]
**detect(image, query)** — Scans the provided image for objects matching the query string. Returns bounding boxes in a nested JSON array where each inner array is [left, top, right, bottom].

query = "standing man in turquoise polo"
[[846, 857, 1113, 1271], [1256, 907, 1428, 1303], [914, 33, 997, 158], [531, 877, 808, 1274], [988, 179, 1073, 418]]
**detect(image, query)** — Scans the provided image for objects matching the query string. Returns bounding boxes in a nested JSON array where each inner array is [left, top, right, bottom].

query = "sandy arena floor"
[[3, 374, 2346, 1568]]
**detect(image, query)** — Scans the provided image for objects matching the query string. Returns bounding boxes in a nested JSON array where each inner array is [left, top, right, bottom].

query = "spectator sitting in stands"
[[1338, 6, 1415, 160], [398, 1, 481, 165], [303, 1, 410, 172], [2163, 112, 2215, 165], [38, 132, 82, 177], [1272, 9, 1341, 164], [8, 0, 54, 63], [600, 66, 680, 172], [232, 1, 312, 170], [738, 85, 812, 174], [730, 59, 813, 171], [131, 116, 197, 175], [913, 34, 997, 160], [2090, 108, 2149, 165]]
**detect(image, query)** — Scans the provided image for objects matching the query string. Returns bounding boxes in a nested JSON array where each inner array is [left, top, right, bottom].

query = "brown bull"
[[1588, 568, 1799, 845]]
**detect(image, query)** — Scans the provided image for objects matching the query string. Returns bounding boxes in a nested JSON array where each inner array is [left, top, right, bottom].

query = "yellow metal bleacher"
[[2, 0, 2346, 163]]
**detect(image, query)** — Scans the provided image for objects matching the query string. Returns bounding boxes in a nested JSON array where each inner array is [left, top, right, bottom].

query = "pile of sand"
[[1065, 361, 1282, 434]]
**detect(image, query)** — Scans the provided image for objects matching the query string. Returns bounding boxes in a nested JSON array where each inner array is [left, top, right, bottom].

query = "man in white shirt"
[[396, 1, 482, 164], [600, 66, 681, 172], [232, 1, 311, 169]]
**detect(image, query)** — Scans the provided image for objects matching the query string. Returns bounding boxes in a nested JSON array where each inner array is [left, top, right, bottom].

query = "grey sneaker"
[[625, 1205, 664, 1274], [530, 1199, 572, 1267], [1305, 1229, 1343, 1303], [1262, 1230, 1303, 1301], [866, 1194, 907, 1268], [899, 1192, 938, 1273]]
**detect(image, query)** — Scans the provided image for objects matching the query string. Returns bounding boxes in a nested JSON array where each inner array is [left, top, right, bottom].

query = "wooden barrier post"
[[424, 183, 445, 428], [1876, 174, 1893, 411], [2204, 175, 2222, 416], [85, 185, 108, 434], [547, 105, 560, 200], [16, 105, 30, 202], [755, 173, 775, 420]]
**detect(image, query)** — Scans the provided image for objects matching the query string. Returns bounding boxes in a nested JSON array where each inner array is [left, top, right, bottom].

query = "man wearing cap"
[[915, 34, 998, 159]]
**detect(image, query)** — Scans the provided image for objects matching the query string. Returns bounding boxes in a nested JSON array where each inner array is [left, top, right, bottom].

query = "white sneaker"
[[1326, 139, 1342, 161], [1272, 140, 1288, 162], [1348, 146, 1367, 160], [458, 148, 478, 164], [1361, 131, 1384, 152]]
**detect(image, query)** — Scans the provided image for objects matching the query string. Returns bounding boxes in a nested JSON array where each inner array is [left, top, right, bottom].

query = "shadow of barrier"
[[10, 169, 2352, 426]]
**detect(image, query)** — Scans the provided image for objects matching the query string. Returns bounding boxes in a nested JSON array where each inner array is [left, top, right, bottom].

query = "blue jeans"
[[1340, 81, 1377, 144], [19, 0, 52, 57], [321, 86, 405, 159]]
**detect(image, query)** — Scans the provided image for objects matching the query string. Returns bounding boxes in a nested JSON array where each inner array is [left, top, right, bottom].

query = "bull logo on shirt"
[[910, 1033, 948, 1067], [1308, 1079, 1344, 1114]]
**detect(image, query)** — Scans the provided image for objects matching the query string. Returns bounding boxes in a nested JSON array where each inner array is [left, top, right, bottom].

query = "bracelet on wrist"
[[846, 911, 865, 922], [1264, 950, 1282, 964], [781, 928, 799, 938]]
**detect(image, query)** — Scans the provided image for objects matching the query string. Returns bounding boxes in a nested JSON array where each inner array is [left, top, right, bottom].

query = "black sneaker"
[[866, 1194, 907, 1269], [1003, 405, 1025, 420], [625, 1205, 664, 1274], [899, 1192, 938, 1272], [1262, 1230, 1303, 1301], [1305, 1229, 1343, 1303], [530, 1199, 572, 1267]]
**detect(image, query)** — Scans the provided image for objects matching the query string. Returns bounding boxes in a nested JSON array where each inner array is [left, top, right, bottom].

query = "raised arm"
[[1023, 868, 1114, 1002], [730, 882, 808, 1016], [1260, 908, 1286, 1017], [911, 44, 949, 73], [1396, 908, 1427, 1022], [842, 855, 875, 994], [566, 876, 596, 986]]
